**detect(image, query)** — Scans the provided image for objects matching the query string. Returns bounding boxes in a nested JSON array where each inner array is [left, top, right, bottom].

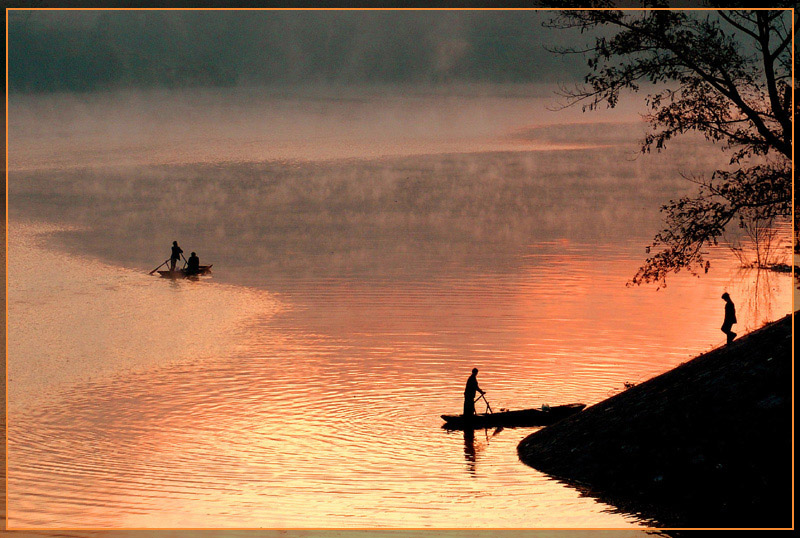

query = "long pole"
[[149, 258, 171, 275], [475, 393, 493, 414]]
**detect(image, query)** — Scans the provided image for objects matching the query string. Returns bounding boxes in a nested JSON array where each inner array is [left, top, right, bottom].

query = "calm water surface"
[[6, 88, 794, 529]]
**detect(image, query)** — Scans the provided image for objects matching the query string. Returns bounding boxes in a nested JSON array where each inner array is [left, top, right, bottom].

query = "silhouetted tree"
[[546, 4, 794, 287]]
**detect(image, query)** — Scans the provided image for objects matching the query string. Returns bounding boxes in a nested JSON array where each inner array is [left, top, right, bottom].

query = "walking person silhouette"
[[721, 292, 737, 344]]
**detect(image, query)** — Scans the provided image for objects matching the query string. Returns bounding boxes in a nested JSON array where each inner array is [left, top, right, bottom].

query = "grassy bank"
[[518, 312, 793, 528]]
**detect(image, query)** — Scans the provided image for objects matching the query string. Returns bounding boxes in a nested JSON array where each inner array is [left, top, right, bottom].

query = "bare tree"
[[544, 4, 794, 287]]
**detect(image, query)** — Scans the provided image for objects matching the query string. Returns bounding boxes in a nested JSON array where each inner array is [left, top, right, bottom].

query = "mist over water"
[[8, 86, 714, 285], [8, 84, 640, 168], [6, 86, 793, 528]]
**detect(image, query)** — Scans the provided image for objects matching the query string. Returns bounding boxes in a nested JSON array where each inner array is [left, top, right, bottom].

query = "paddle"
[[149, 258, 171, 275]]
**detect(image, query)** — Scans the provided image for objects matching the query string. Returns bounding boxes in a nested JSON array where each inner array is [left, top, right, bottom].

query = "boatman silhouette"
[[170, 241, 183, 272], [721, 292, 737, 344], [463, 368, 485, 417]]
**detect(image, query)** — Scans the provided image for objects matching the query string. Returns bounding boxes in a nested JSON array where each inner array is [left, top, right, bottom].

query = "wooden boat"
[[441, 403, 586, 430], [157, 265, 213, 278]]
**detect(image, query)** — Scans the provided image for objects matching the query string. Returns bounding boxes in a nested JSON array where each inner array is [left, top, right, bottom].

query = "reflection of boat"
[[157, 265, 213, 278], [441, 403, 585, 430]]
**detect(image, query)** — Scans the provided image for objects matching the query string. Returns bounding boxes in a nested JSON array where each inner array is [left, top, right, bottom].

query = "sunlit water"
[[6, 87, 794, 529]]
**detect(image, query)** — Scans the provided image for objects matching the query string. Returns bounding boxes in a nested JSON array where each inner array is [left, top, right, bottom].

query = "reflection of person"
[[721, 292, 737, 344], [463, 368, 485, 417], [187, 251, 200, 274], [463, 429, 476, 474], [170, 241, 183, 271]]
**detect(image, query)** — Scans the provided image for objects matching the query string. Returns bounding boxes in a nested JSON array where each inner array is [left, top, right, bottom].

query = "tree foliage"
[[545, 5, 794, 287]]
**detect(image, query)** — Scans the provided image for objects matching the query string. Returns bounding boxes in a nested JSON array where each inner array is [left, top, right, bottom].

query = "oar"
[[149, 258, 171, 275], [181, 253, 189, 270]]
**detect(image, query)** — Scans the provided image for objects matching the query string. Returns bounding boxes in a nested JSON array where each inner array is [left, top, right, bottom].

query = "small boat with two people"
[[150, 241, 213, 279], [155, 265, 213, 279]]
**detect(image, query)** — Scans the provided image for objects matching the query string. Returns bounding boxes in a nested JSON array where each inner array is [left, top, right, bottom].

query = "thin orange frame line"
[[3, 5, 796, 533]]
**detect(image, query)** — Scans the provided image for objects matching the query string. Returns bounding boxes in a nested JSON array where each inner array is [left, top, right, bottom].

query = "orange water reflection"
[[8, 221, 792, 529]]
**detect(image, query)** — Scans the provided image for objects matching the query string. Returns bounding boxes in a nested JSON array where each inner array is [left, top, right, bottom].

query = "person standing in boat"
[[169, 241, 183, 272], [463, 368, 485, 417], [721, 292, 737, 344], [186, 251, 200, 275]]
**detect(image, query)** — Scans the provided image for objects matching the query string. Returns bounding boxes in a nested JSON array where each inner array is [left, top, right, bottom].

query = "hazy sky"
[[8, 10, 592, 92]]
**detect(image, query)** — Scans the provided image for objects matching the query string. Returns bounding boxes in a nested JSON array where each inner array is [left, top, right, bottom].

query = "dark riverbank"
[[518, 312, 793, 529]]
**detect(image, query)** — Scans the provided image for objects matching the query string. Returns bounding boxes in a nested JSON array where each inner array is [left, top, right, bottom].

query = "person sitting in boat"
[[170, 241, 183, 271], [186, 252, 200, 275], [463, 368, 485, 417]]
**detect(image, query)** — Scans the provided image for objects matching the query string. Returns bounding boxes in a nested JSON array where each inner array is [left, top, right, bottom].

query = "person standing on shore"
[[463, 368, 485, 417], [721, 292, 737, 344]]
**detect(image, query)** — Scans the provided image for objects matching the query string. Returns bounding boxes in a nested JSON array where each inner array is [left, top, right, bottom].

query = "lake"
[[6, 86, 794, 529]]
